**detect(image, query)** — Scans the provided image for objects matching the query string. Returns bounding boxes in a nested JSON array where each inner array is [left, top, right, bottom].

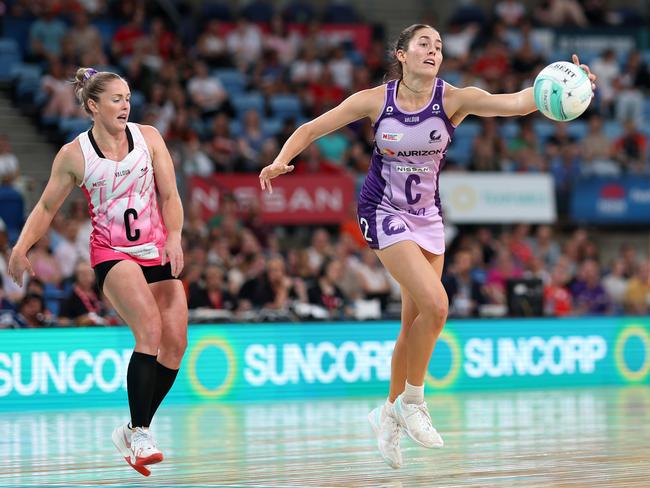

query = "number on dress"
[[124, 208, 140, 242], [359, 217, 372, 242]]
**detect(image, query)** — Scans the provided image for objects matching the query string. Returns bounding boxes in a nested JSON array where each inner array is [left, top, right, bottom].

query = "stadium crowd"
[[0, 0, 650, 327]]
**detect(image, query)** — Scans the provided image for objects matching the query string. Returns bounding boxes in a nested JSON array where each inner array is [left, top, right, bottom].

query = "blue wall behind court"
[[1, 317, 648, 410]]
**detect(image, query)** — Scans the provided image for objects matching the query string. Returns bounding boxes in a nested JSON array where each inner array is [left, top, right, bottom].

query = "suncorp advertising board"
[[0, 318, 648, 410]]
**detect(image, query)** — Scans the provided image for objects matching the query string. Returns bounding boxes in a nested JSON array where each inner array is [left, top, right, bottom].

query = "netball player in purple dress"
[[259, 24, 597, 468]]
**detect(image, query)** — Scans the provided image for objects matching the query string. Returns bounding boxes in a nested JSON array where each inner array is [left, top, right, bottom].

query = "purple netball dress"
[[357, 77, 456, 255]]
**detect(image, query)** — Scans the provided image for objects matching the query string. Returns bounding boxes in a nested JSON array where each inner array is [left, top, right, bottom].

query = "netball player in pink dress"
[[259, 25, 597, 468], [8, 68, 187, 476]]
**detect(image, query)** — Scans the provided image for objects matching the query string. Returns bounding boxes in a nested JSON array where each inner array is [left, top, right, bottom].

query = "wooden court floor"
[[2, 386, 649, 487]]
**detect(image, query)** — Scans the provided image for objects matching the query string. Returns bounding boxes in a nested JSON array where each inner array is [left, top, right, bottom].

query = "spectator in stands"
[[293, 143, 343, 175], [207, 113, 239, 172], [238, 255, 304, 313], [443, 249, 486, 317], [238, 110, 269, 172], [28, 5, 68, 61], [485, 249, 524, 305], [226, 18, 263, 72], [59, 261, 104, 325], [41, 59, 85, 120], [494, 0, 527, 26], [111, 7, 145, 63], [534, 0, 588, 27], [470, 118, 507, 171], [305, 228, 333, 273], [590, 49, 620, 116], [544, 261, 573, 316], [0, 275, 15, 312], [580, 113, 618, 176], [188, 264, 236, 311], [618, 242, 639, 279], [612, 119, 649, 173], [290, 43, 324, 85], [14, 293, 48, 328], [264, 14, 300, 66], [356, 248, 392, 311], [196, 19, 230, 68], [529, 224, 561, 269], [52, 217, 80, 281], [27, 235, 62, 286], [307, 67, 346, 117], [187, 61, 228, 119], [571, 259, 611, 315], [0, 135, 19, 186], [507, 118, 545, 172], [623, 260, 650, 315], [615, 51, 647, 125], [602, 259, 628, 314], [66, 10, 102, 59], [307, 258, 352, 319]]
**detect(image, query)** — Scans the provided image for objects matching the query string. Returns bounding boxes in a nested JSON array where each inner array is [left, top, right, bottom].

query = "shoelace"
[[413, 402, 435, 432], [132, 428, 157, 455]]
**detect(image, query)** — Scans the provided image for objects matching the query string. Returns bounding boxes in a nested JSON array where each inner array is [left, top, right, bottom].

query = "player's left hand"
[[572, 54, 597, 92], [162, 233, 184, 278]]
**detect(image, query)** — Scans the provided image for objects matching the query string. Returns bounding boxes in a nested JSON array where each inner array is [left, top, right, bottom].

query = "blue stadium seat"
[[92, 19, 120, 52], [0, 185, 24, 243], [3, 16, 33, 57], [500, 121, 520, 140], [534, 120, 556, 142], [445, 136, 473, 166], [262, 118, 284, 137], [212, 69, 247, 95], [454, 120, 481, 140], [0, 39, 22, 81], [269, 95, 302, 122], [604, 120, 623, 140], [231, 93, 265, 118], [59, 117, 92, 142], [567, 120, 588, 140]]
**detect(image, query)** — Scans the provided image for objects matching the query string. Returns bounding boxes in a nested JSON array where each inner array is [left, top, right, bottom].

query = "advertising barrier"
[[190, 174, 355, 224], [438, 173, 557, 223], [571, 177, 650, 223], [1, 318, 648, 410]]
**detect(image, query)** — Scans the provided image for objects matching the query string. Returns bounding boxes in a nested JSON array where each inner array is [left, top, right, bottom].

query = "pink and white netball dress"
[[357, 78, 455, 254], [77, 122, 167, 267]]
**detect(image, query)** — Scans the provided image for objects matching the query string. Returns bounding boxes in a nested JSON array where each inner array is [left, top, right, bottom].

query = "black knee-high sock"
[[148, 362, 179, 424], [127, 351, 158, 428]]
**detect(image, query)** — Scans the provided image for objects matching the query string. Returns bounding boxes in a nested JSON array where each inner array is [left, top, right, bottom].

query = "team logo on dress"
[[381, 132, 403, 142], [429, 130, 442, 143], [386, 106, 394, 114], [92, 179, 107, 188], [382, 147, 397, 157], [382, 216, 407, 236], [432, 103, 440, 112]]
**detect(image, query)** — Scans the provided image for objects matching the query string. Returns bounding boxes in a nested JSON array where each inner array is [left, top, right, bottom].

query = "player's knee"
[[419, 293, 448, 330], [134, 315, 163, 349]]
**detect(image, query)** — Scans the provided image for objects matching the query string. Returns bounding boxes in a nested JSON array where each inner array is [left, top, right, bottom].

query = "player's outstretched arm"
[[448, 54, 597, 125], [259, 86, 383, 193], [8, 143, 80, 286]]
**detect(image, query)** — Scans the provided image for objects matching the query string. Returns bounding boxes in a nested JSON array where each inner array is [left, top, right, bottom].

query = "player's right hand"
[[259, 161, 294, 193], [7, 250, 34, 287]]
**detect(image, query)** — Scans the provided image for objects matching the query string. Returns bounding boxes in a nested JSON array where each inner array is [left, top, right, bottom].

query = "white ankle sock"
[[403, 381, 424, 404]]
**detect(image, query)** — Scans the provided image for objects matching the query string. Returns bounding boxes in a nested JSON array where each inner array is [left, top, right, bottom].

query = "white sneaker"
[[368, 404, 402, 469], [393, 395, 444, 449], [130, 427, 164, 466], [111, 424, 152, 476]]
